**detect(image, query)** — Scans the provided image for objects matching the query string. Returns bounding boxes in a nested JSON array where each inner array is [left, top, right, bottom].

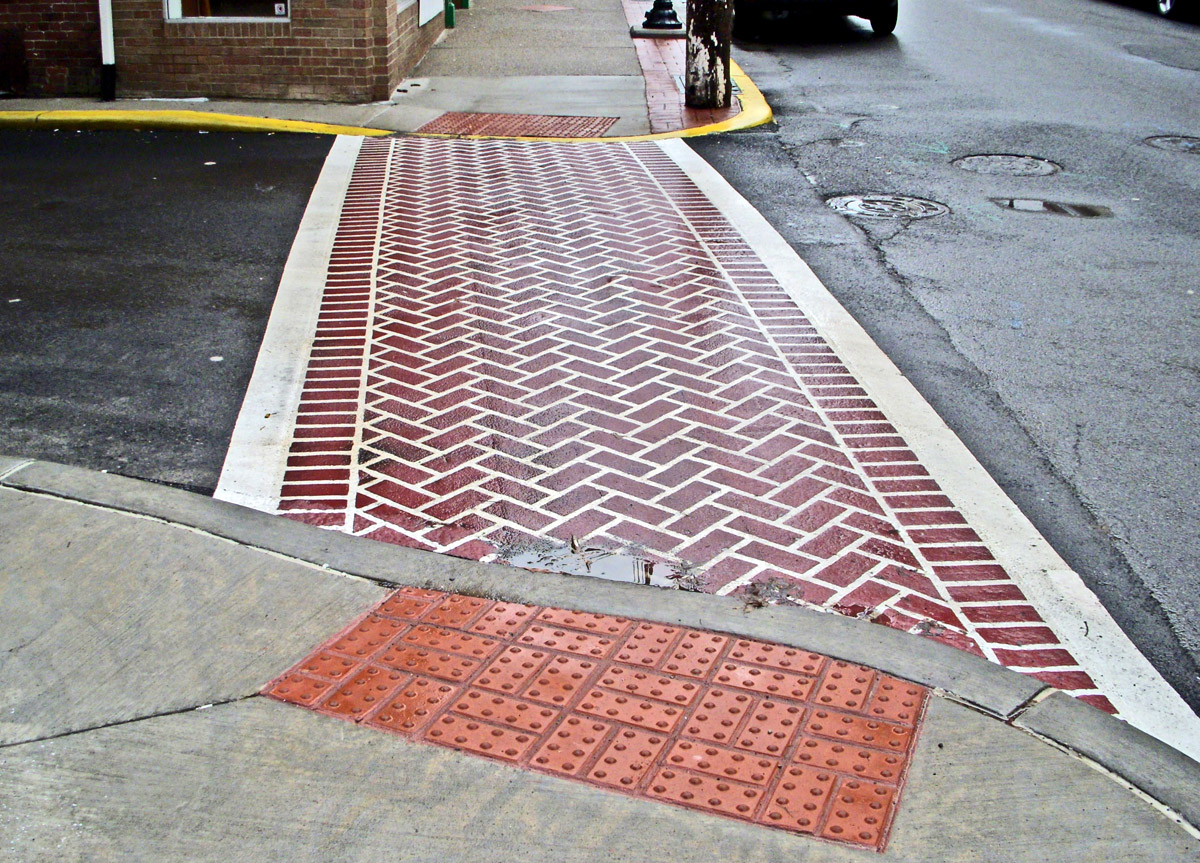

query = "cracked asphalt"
[[693, 0, 1200, 712]]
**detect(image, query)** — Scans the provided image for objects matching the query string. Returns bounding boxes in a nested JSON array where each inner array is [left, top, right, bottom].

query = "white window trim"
[[163, 0, 290, 21]]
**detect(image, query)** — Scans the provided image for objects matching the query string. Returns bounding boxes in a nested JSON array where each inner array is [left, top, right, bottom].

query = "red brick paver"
[[266, 588, 928, 850], [266, 137, 1112, 711]]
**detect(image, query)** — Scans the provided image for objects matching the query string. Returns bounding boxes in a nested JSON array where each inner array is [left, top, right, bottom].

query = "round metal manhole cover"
[[826, 194, 949, 220], [952, 154, 1061, 176], [1145, 135, 1200, 155]]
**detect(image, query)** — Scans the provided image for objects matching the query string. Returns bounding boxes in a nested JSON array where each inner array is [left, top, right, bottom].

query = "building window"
[[165, 0, 289, 18]]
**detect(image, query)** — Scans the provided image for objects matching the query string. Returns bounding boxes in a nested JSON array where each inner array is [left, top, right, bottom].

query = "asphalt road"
[[692, 0, 1200, 711], [0, 130, 333, 493]]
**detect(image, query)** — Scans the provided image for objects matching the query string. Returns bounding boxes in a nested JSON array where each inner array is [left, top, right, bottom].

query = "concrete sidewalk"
[[1, 456, 1198, 861], [0, 0, 767, 139]]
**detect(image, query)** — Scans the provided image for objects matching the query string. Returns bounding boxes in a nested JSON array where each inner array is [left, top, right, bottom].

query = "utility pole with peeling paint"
[[684, 0, 733, 109]]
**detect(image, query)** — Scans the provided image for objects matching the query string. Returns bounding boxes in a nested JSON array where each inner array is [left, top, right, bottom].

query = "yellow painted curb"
[[413, 60, 773, 144], [0, 109, 392, 137], [0, 62, 770, 142]]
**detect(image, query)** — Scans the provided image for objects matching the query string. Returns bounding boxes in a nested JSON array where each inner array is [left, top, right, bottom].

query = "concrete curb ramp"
[[1, 455, 1197, 861]]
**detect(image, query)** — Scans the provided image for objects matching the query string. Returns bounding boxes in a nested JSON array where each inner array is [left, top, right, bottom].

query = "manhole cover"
[[990, 198, 1112, 218], [1146, 135, 1200, 155], [826, 194, 949, 219], [953, 154, 1061, 176]]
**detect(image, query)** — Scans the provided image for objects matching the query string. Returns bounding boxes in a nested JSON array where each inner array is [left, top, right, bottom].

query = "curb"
[[2, 454, 1197, 831], [0, 61, 772, 142]]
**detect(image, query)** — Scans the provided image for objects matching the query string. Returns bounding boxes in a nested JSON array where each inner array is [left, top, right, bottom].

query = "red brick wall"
[[0, 0, 441, 101], [114, 0, 442, 102], [0, 1, 101, 96]]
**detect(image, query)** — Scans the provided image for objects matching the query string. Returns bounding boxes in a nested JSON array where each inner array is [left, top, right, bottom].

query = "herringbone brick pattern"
[[272, 138, 1112, 712], [265, 587, 929, 850]]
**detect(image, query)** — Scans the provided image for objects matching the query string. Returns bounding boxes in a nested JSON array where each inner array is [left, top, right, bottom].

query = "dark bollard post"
[[684, 0, 732, 109], [642, 0, 682, 29]]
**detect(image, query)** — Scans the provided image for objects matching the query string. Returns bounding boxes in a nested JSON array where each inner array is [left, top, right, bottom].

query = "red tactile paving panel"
[[265, 589, 929, 851], [416, 112, 619, 138], [271, 136, 1109, 708]]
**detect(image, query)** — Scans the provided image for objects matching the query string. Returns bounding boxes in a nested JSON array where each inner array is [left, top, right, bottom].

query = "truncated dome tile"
[[820, 779, 897, 847], [664, 740, 778, 786], [647, 767, 764, 820], [532, 716, 613, 776], [367, 676, 459, 734], [424, 595, 491, 628], [475, 645, 551, 694], [321, 665, 409, 720], [470, 602, 539, 638], [264, 588, 929, 852], [451, 689, 560, 734], [263, 673, 332, 706]]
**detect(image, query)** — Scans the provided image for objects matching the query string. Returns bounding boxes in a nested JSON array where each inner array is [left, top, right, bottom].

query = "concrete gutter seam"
[[3, 457, 1197, 829], [0, 62, 771, 142], [0, 109, 393, 137], [0, 457, 33, 482]]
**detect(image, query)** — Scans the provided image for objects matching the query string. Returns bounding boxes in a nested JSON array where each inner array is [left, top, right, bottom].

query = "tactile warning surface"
[[265, 137, 1112, 712], [417, 112, 619, 138], [265, 587, 928, 850]]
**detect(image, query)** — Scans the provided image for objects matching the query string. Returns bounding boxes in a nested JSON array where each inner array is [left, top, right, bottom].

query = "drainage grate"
[[952, 154, 1060, 176], [826, 194, 949, 220], [1145, 135, 1200, 155], [990, 198, 1112, 218]]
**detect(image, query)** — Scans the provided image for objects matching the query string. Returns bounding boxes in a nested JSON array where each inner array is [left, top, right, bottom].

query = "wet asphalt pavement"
[[694, 0, 1200, 711], [0, 130, 332, 493]]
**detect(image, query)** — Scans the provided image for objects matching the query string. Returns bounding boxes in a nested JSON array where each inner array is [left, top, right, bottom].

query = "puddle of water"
[[990, 198, 1112, 218], [498, 539, 689, 589]]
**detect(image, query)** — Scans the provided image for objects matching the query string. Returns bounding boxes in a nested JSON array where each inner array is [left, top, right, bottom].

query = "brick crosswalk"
[[270, 137, 1112, 712]]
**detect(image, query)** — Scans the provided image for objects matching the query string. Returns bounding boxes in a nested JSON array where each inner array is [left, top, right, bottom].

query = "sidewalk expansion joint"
[[0, 695, 257, 751], [1004, 686, 1055, 723]]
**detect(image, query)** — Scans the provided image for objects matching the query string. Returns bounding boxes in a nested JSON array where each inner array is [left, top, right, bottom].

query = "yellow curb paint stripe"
[[0, 60, 770, 143], [0, 109, 391, 137]]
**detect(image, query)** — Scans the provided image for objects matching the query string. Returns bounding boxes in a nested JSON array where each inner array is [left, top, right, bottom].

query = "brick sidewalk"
[[264, 137, 1111, 711]]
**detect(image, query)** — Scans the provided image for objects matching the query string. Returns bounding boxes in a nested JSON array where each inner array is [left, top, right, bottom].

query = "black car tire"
[[870, 0, 898, 34]]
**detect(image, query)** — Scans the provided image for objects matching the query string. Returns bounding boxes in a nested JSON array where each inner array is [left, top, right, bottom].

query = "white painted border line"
[[655, 138, 1200, 762], [216, 135, 365, 511]]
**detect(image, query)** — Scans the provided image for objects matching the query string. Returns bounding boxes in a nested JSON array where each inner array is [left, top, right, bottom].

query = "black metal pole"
[[684, 0, 732, 109]]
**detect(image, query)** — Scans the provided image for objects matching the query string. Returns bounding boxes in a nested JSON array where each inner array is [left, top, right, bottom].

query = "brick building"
[[0, 0, 444, 102]]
